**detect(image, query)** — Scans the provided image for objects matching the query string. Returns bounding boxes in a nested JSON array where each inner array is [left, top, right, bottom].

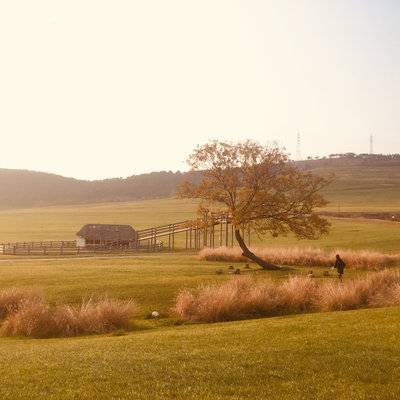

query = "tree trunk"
[[234, 229, 280, 270]]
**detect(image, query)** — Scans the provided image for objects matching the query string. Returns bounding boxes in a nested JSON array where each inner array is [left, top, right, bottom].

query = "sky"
[[0, 0, 399, 180]]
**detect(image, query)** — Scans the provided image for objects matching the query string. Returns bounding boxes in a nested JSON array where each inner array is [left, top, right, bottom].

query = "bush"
[[1, 298, 137, 338], [173, 270, 400, 322], [198, 246, 400, 269]]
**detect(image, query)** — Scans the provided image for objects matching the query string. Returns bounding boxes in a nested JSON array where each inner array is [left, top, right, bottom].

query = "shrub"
[[1, 298, 137, 338], [0, 287, 44, 319], [173, 270, 400, 322], [198, 246, 400, 269]]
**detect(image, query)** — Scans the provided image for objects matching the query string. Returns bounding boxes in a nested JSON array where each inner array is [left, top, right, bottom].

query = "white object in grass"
[[151, 311, 160, 318]]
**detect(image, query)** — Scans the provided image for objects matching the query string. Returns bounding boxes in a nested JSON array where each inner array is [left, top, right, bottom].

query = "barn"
[[76, 224, 137, 248]]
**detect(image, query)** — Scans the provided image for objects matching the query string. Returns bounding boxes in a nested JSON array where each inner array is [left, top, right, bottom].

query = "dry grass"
[[0, 288, 44, 319], [0, 297, 137, 338], [173, 270, 400, 322], [317, 269, 400, 311], [199, 246, 400, 269]]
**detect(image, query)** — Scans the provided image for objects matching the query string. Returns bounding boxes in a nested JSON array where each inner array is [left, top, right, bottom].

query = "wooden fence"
[[0, 215, 243, 256], [0, 240, 163, 256], [135, 215, 244, 251]]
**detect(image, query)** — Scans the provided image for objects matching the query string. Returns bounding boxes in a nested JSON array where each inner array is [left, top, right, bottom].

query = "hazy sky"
[[1, 0, 399, 180]]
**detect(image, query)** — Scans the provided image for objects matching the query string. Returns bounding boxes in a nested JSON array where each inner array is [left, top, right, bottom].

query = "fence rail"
[[0, 241, 163, 256], [136, 215, 235, 251]]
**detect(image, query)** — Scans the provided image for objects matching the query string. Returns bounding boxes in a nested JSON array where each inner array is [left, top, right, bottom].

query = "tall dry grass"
[[173, 270, 400, 322], [317, 269, 400, 311], [0, 288, 44, 319], [199, 246, 400, 269], [0, 297, 137, 338]]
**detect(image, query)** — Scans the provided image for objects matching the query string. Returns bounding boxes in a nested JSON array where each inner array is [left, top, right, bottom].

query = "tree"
[[178, 140, 331, 270]]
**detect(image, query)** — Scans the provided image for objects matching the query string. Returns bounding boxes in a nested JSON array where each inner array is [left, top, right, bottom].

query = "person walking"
[[334, 254, 345, 281]]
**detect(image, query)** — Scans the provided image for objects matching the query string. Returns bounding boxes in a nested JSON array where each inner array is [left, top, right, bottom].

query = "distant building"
[[76, 224, 137, 248]]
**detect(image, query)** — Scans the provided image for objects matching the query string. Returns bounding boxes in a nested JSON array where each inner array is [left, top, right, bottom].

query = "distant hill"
[[0, 153, 399, 209], [0, 170, 189, 208]]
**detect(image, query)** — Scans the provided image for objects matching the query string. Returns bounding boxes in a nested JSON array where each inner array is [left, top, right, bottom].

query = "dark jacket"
[[335, 257, 345, 273]]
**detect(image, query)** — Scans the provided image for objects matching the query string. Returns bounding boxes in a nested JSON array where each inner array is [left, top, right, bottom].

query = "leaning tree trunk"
[[234, 229, 280, 270]]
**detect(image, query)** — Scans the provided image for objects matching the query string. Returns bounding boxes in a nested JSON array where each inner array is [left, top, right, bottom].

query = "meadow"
[[0, 189, 398, 398], [0, 198, 399, 251], [0, 197, 398, 317], [318, 164, 400, 212], [1, 307, 400, 400]]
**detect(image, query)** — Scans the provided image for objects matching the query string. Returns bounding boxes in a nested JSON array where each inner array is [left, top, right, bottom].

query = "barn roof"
[[76, 224, 136, 241]]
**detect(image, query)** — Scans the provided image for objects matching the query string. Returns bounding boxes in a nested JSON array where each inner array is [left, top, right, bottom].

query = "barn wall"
[[76, 236, 86, 248]]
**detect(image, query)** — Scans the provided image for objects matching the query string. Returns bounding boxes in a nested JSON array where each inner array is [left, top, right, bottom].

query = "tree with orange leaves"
[[179, 140, 331, 270]]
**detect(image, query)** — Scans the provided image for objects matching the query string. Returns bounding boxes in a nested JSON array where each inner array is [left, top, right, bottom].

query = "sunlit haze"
[[1, 0, 399, 180]]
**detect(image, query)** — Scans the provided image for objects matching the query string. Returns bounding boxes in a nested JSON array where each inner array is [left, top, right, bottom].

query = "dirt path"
[[320, 211, 399, 221]]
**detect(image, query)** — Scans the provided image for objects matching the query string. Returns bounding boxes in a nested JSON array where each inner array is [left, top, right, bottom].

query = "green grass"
[[0, 190, 398, 398], [257, 218, 400, 253], [0, 198, 399, 253], [0, 253, 391, 316], [0, 307, 399, 399], [320, 165, 400, 212], [0, 198, 198, 242], [0, 255, 325, 314], [0, 196, 397, 317], [0, 255, 230, 313]]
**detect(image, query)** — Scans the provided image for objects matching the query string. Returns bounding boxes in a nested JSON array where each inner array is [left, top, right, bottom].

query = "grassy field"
[[0, 255, 230, 313], [0, 197, 398, 318], [0, 163, 400, 242], [0, 255, 372, 315], [0, 189, 398, 399], [0, 198, 198, 242], [0, 307, 399, 399], [317, 165, 400, 212], [0, 198, 399, 252]]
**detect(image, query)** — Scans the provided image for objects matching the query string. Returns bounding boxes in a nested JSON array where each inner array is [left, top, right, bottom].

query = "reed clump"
[[198, 246, 400, 269], [0, 288, 137, 338], [0, 287, 44, 319], [173, 270, 400, 322]]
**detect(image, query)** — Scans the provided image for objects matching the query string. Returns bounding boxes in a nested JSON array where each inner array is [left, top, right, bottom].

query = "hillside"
[[0, 169, 187, 208], [0, 154, 399, 209]]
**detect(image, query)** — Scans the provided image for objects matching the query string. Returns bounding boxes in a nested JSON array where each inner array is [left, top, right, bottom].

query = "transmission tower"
[[296, 131, 302, 161], [369, 134, 374, 154]]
